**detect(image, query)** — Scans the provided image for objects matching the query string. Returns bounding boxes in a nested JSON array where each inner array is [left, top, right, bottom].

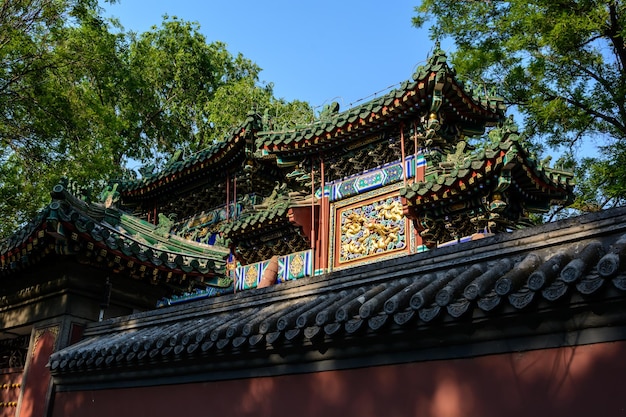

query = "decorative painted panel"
[[316, 155, 419, 203], [157, 247, 314, 306], [235, 249, 313, 291], [331, 188, 412, 269]]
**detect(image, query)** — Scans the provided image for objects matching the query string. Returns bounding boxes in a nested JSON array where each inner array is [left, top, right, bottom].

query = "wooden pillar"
[[412, 123, 425, 251], [233, 177, 237, 219], [319, 157, 329, 273], [226, 172, 230, 220], [400, 124, 407, 186], [310, 164, 318, 272]]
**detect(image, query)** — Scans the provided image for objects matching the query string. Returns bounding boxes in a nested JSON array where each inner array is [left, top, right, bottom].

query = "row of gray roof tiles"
[[49, 235, 626, 374]]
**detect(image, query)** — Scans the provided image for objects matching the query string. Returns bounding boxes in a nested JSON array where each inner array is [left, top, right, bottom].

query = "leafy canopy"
[[0, 0, 117, 237], [414, 0, 626, 211], [0, 1, 313, 238]]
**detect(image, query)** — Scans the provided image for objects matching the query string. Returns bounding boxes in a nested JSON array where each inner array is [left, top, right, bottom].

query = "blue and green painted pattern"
[[156, 285, 234, 307], [236, 249, 313, 291], [316, 155, 421, 203]]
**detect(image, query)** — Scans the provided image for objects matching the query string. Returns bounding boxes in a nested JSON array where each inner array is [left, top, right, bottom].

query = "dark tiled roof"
[[50, 207, 626, 381]]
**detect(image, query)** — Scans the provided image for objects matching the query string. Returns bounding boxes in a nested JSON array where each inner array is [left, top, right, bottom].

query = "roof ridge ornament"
[[155, 213, 177, 237], [319, 101, 340, 121], [100, 183, 120, 209], [432, 40, 445, 59]]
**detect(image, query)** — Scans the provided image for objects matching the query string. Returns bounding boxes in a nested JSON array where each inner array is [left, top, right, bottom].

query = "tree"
[[0, 0, 118, 237], [0, 3, 314, 238], [413, 0, 626, 211], [120, 17, 315, 161], [204, 78, 315, 139], [123, 17, 266, 159]]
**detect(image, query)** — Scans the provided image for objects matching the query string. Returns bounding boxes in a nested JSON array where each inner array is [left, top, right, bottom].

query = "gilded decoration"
[[32, 326, 59, 358], [289, 253, 304, 278], [244, 264, 259, 288], [338, 196, 406, 264]]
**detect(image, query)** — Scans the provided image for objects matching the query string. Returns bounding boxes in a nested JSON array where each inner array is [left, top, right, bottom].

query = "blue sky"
[[103, 1, 597, 162], [103, 1, 437, 113]]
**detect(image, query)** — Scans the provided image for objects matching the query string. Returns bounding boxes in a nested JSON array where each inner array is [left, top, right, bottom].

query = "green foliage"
[[414, 0, 626, 210], [124, 17, 264, 157], [204, 77, 314, 139], [0, 2, 313, 238], [0, 0, 118, 236]]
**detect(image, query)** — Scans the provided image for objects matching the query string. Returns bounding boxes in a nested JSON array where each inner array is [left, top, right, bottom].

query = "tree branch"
[[568, 58, 626, 127], [606, 2, 626, 72], [545, 92, 626, 137]]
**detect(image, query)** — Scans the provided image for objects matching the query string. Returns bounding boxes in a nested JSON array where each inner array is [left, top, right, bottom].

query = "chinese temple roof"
[[400, 117, 575, 244], [116, 112, 260, 203], [256, 46, 505, 161], [112, 45, 507, 208], [49, 207, 626, 386], [0, 180, 230, 289]]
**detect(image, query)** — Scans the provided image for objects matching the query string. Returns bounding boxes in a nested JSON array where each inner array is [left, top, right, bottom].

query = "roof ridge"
[[72, 206, 626, 336]]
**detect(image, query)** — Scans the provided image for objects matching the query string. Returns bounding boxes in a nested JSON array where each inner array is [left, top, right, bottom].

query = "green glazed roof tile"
[[471, 160, 485, 170]]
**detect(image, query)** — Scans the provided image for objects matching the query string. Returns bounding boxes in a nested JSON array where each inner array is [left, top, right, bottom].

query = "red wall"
[[52, 340, 626, 417], [19, 328, 57, 417], [0, 369, 22, 417]]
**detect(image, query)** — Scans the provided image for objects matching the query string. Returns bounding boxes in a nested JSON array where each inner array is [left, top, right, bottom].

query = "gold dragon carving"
[[340, 198, 405, 261]]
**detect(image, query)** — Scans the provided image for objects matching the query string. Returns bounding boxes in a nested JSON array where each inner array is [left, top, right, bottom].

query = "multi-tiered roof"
[[1, 46, 574, 302]]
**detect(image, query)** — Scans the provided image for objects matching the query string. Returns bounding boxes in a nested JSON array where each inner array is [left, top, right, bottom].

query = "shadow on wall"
[[51, 338, 626, 417], [229, 338, 625, 417], [19, 328, 57, 417]]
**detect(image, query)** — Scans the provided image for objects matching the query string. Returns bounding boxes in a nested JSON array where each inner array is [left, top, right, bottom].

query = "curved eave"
[[439, 76, 504, 128], [259, 71, 504, 158], [1, 199, 229, 281], [222, 206, 292, 242], [401, 143, 574, 209], [0, 225, 48, 276], [60, 221, 226, 281], [120, 133, 247, 202]]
